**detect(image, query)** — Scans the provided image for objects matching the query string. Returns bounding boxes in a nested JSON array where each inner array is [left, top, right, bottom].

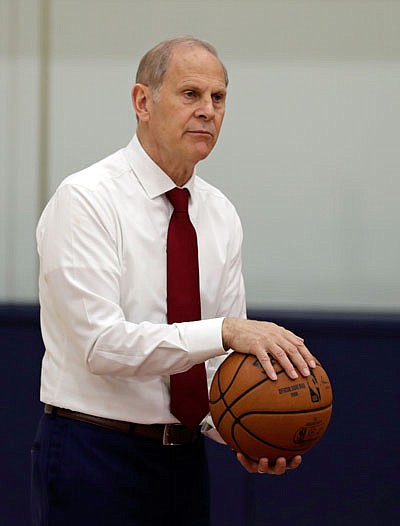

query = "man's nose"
[[194, 97, 215, 120]]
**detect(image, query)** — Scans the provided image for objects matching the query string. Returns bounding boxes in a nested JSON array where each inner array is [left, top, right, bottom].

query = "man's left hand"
[[236, 452, 302, 475]]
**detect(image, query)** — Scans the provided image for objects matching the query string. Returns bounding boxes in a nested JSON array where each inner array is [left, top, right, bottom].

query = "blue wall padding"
[[1, 305, 398, 526]]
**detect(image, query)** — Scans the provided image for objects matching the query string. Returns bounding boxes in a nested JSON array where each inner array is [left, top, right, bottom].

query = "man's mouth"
[[187, 130, 213, 138]]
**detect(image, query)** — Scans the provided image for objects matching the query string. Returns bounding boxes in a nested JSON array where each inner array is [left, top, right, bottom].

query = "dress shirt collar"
[[123, 135, 196, 199]]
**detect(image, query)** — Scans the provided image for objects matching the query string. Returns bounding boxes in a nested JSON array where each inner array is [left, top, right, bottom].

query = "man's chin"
[[191, 141, 214, 162]]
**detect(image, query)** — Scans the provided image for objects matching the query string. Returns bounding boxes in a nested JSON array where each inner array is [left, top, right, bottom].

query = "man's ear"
[[132, 83, 151, 122]]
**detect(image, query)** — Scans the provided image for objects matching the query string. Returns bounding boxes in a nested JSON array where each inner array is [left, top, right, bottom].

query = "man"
[[32, 37, 316, 526]]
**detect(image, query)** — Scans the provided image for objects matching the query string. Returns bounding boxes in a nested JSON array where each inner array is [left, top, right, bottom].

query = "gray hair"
[[135, 36, 229, 96]]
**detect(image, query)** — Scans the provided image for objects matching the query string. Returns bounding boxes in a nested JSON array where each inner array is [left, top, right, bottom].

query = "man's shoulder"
[[194, 176, 243, 236], [58, 148, 130, 193], [194, 176, 236, 209]]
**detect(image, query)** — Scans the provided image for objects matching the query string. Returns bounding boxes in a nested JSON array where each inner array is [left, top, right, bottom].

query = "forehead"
[[163, 45, 226, 88]]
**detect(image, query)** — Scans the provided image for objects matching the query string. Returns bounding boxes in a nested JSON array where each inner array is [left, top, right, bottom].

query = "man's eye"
[[184, 91, 196, 98], [213, 94, 224, 103]]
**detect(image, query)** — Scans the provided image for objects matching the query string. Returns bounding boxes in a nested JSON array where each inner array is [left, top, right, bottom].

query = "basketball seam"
[[213, 353, 249, 402], [231, 419, 313, 455], [235, 404, 333, 416], [211, 365, 282, 429]]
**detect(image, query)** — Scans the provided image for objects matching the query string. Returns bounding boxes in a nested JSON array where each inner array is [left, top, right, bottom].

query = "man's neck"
[[136, 130, 195, 187]]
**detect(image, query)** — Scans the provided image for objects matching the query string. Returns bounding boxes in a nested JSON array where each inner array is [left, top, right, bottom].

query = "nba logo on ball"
[[209, 352, 333, 461]]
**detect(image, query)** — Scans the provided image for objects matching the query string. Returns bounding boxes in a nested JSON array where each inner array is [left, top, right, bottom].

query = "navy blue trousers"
[[31, 414, 210, 526]]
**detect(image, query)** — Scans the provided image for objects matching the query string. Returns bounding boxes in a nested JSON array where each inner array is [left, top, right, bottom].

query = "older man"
[[32, 37, 316, 526]]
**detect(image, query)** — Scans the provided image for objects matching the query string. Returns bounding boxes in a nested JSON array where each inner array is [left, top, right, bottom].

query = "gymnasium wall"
[[1, 0, 400, 311]]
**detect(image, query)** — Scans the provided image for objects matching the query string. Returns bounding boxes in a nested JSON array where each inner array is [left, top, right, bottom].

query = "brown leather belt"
[[44, 404, 200, 446]]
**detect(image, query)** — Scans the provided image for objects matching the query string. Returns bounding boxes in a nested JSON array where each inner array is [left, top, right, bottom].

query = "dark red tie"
[[166, 187, 209, 430]]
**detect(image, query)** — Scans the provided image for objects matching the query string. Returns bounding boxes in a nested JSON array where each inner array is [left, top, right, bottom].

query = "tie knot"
[[166, 187, 189, 212]]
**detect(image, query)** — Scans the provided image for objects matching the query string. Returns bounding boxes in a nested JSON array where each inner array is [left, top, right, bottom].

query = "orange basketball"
[[209, 352, 333, 461]]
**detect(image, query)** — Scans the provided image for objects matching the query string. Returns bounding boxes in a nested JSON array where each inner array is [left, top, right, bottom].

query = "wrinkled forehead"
[[165, 44, 227, 85]]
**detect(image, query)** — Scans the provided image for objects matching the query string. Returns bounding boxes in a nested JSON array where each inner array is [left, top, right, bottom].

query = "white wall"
[[0, 0, 41, 301], [1, 0, 400, 311]]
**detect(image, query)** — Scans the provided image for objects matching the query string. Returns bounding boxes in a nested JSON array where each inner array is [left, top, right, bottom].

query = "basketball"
[[209, 352, 333, 461]]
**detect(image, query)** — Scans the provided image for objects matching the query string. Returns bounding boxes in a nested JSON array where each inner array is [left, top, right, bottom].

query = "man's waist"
[[44, 404, 200, 446]]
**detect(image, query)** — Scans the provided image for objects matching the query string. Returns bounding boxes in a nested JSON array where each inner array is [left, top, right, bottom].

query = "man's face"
[[144, 45, 227, 174]]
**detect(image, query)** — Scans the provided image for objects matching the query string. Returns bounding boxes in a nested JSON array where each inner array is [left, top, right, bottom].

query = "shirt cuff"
[[179, 317, 226, 364]]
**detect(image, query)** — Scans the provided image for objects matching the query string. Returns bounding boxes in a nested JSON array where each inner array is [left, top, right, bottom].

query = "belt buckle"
[[163, 424, 183, 446]]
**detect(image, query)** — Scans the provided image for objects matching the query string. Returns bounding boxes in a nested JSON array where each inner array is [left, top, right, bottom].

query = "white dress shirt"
[[37, 135, 246, 424]]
